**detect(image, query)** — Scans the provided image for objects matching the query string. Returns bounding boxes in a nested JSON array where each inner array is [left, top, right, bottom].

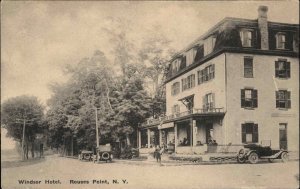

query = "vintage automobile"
[[237, 143, 288, 164], [93, 144, 113, 163], [78, 150, 94, 161]]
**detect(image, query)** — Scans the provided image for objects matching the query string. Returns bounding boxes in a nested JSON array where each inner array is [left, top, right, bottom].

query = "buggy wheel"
[[268, 158, 274, 163], [281, 152, 289, 163], [248, 152, 259, 164]]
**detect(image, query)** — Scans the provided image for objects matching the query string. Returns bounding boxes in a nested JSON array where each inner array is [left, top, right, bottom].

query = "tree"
[[46, 50, 117, 152], [138, 25, 175, 117], [1, 95, 45, 159], [110, 78, 152, 146]]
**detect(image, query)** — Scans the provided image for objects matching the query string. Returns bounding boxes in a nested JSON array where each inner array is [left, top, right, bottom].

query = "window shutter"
[[286, 32, 294, 50], [275, 61, 279, 77], [253, 90, 258, 108], [286, 62, 290, 78], [253, 124, 258, 143], [212, 93, 215, 109], [275, 91, 279, 108], [241, 89, 245, 108], [202, 96, 206, 110], [200, 70, 204, 84], [287, 91, 291, 109], [241, 124, 246, 143], [211, 64, 215, 79], [192, 74, 195, 87], [252, 30, 257, 47]]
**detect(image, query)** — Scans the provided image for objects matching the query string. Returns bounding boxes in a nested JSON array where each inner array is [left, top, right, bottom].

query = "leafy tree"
[[1, 95, 45, 159], [110, 78, 151, 146], [46, 50, 117, 152]]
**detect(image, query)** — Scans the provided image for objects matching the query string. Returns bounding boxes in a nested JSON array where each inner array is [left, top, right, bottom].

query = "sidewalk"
[[113, 152, 299, 166]]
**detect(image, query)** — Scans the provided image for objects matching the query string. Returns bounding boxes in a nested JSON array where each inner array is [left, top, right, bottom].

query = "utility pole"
[[22, 118, 26, 160], [95, 107, 100, 163], [95, 107, 99, 148]]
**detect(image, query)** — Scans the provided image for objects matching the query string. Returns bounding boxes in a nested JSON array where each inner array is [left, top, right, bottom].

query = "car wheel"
[[281, 152, 289, 163], [237, 149, 246, 163], [248, 152, 259, 164], [268, 158, 274, 163]]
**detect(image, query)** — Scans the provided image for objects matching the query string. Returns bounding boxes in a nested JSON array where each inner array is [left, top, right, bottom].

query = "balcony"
[[141, 107, 225, 128]]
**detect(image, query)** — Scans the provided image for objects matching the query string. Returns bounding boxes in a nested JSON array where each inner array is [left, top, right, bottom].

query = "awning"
[[158, 122, 174, 130]]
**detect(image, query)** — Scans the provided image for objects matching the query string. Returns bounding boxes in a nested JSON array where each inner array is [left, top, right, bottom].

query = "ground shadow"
[[1, 158, 46, 169]]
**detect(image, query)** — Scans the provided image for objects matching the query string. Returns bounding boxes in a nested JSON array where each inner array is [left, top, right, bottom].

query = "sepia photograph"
[[1, 1, 299, 189]]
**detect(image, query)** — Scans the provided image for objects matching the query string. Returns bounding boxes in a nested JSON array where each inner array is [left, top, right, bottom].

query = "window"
[[182, 74, 195, 91], [172, 59, 181, 73], [276, 90, 291, 109], [241, 123, 258, 143], [204, 36, 217, 56], [244, 57, 253, 78], [275, 59, 290, 78], [241, 89, 258, 108], [171, 82, 180, 96], [198, 64, 215, 84], [186, 48, 197, 66], [172, 104, 180, 115], [240, 29, 253, 47], [276, 33, 286, 49], [203, 93, 215, 111]]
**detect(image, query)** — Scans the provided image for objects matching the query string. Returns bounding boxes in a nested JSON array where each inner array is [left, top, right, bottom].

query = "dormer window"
[[240, 29, 253, 47], [186, 47, 197, 66], [204, 36, 217, 56], [172, 58, 181, 73], [276, 33, 286, 49]]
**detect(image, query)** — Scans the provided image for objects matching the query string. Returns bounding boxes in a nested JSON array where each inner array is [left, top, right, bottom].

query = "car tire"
[[281, 152, 289, 163], [101, 152, 110, 161], [248, 152, 259, 164], [237, 149, 246, 163], [268, 158, 274, 163]]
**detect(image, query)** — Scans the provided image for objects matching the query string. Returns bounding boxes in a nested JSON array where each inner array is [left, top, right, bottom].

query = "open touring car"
[[237, 142, 288, 164]]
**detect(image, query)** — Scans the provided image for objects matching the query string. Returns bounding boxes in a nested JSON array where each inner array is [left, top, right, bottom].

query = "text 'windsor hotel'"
[[138, 6, 299, 154]]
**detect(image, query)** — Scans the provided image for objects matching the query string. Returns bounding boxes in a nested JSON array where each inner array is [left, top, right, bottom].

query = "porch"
[[138, 108, 226, 155]]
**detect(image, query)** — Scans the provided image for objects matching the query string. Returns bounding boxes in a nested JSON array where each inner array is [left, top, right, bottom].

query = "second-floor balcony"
[[142, 107, 225, 128]]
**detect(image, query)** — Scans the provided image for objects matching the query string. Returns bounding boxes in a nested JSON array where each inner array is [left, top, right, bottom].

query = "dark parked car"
[[93, 144, 113, 163], [237, 143, 288, 164]]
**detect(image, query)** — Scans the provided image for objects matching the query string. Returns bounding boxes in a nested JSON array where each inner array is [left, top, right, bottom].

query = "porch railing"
[[143, 107, 225, 127]]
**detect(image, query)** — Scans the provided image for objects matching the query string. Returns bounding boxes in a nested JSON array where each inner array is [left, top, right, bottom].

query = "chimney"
[[258, 6, 269, 50]]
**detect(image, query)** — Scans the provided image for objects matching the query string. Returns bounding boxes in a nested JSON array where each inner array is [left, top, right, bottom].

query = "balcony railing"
[[142, 107, 225, 127]]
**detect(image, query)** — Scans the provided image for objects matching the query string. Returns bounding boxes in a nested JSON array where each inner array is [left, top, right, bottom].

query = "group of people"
[[178, 137, 190, 146]]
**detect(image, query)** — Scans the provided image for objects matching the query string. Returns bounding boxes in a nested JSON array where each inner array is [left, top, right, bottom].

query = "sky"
[[1, 1, 299, 106]]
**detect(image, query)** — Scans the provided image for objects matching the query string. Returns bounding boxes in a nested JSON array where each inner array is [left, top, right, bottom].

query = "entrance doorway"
[[205, 123, 214, 144], [279, 123, 287, 150]]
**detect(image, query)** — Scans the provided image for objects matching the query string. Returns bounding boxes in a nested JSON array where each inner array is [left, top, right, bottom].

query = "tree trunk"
[[31, 142, 35, 158], [25, 143, 29, 159], [126, 134, 131, 146]]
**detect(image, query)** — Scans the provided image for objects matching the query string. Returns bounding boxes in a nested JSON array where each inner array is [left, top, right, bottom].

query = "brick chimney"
[[258, 6, 269, 50]]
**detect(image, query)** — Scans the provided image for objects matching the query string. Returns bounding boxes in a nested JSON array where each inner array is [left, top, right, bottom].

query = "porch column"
[[190, 118, 193, 147], [147, 129, 151, 148], [174, 123, 177, 153], [159, 129, 162, 146], [138, 130, 141, 149], [192, 120, 197, 146]]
